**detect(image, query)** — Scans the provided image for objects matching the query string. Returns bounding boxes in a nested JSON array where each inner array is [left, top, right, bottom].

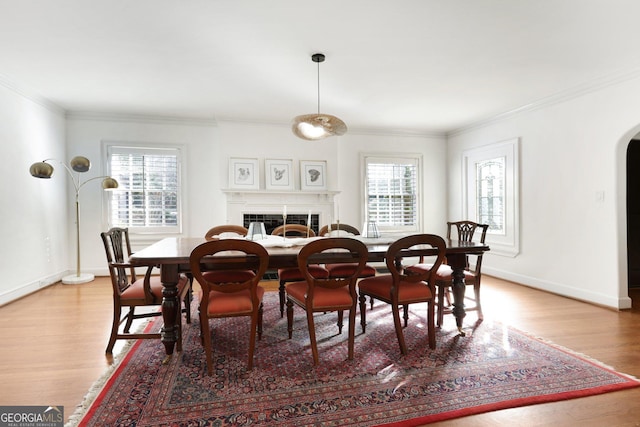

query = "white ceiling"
[[2, 0, 640, 134]]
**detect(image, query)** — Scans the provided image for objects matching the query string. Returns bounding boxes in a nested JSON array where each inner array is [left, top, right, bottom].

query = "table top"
[[129, 235, 490, 267]]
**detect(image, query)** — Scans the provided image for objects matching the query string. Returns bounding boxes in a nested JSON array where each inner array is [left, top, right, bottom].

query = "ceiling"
[[2, 0, 640, 135]]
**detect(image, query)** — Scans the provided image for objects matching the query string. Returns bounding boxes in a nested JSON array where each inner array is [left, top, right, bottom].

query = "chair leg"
[[201, 313, 213, 376], [403, 305, 409, 327], [306, 309, 319, 365], [358, 294, 367, 333], [437, 285, 446, 327], [348, 305, 356, 361], [370, 296, 374, 310], [427, 301, 436, 349], [106, 304, 122, 354], [337, 310, 344, 334], [474, 281, 483, 320], [286, 299, 294, 339], [279, 280, 286, 318], [392, 302, 408, 355], [123, 307, 135, 333]]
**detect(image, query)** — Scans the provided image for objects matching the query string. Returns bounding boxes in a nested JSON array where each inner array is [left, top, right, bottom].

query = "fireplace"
[[223, 189, 339, 234], [243, 214, 320, 235]]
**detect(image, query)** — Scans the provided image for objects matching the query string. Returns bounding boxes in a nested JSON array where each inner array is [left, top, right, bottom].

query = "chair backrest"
[[446, 221, 488, 273], [318, 223, 360, 237], [297, 237, 369, 305], [190, 239, 269, 296], [100, 227, 138, 295], [446, 221, 489, 243], [271, 224, 316, 237], [205, 225, 249, 241], [386, 234, 447, 292]]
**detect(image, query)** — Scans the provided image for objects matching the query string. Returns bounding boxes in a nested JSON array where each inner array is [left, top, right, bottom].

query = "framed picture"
[[228, 158, 259, 189], [300, 160, 327, 191], [265, 159, 294, 190]]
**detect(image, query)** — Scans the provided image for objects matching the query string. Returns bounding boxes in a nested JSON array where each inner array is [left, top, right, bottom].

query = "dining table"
[[129, 235, 490, 360]]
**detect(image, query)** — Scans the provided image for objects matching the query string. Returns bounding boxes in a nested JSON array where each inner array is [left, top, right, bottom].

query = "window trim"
[[103, 141, 185, 235], [361, 153, 422, 233], [463, 138, 520, 257]]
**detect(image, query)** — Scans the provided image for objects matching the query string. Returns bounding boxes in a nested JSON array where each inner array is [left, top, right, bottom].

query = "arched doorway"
[[627, 138, 640, 289]]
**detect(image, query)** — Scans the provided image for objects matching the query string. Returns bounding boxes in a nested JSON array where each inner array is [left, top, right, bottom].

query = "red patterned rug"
[[77, 292, 639, 426]]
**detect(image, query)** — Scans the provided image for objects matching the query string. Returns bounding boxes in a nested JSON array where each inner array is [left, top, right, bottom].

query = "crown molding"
[[448, 65, 640, 137], [65, 110, 218, 126], [0, 73, 65, 115]]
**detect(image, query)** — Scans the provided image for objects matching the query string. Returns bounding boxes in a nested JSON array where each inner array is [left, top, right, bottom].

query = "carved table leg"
[[446, 253, 467, 336], [160, 264, 180, 363]]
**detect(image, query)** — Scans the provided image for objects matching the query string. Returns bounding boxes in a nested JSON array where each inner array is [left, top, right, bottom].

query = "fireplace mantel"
[[222, 189, 340, 226]]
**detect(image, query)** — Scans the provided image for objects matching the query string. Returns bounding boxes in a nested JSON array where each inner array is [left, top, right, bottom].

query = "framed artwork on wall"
[[228, 157, 259, 190], [265, 158, 294, 190], [300, 160, 327, 191]]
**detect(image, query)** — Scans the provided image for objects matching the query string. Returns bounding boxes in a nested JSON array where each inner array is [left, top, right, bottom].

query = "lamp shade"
[[102, 177, 119, 190], [29, 161, 54, 178], [70, 156, 91, 172], [292, 114, 348, 141]]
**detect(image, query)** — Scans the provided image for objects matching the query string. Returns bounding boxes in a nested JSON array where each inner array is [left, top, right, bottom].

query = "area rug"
[[77, 293, 639, 426]]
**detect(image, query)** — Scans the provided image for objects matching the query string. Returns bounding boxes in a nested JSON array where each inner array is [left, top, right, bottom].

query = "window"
[[464, 138, 519, 256], [106, 144, 182, 233], [363, 155, 420, 232]]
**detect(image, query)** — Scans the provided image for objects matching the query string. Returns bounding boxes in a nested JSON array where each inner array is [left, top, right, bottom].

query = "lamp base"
[[62, 273, 95, 285]]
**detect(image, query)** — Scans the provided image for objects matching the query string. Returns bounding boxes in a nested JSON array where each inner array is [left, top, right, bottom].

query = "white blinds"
[[365, 156, 418, 230], [107, 146, 181, 231]]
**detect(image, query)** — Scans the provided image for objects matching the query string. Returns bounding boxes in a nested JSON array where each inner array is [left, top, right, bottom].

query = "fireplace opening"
[[243, 214, 320, 235]]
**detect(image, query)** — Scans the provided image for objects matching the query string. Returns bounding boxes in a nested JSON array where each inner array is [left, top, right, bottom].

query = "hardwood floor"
[[1, 276, 639, 426]]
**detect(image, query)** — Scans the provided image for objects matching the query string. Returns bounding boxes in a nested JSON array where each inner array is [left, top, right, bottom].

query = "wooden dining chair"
[[189, 239, 269, 374], [101, 227, 192, 354], [286, 237, 369, 365], [204, 224, 248, 241], [318, 223, 377, 283], [358, 234, 446, 354], [407, 221, 489, 327], [272, 224, 329, 317]]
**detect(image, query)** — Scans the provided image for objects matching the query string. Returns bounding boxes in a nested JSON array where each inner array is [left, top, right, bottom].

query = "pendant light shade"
[[292, 53, 347, 140]]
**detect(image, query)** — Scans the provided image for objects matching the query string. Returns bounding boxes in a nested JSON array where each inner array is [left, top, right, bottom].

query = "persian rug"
[[77, 293, 639, 426]]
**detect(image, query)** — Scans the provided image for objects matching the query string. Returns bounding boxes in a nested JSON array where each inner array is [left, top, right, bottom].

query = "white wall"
[[0, 82, 67, 305], [64, 117, 447, 280], [447, 74, 640, 309]]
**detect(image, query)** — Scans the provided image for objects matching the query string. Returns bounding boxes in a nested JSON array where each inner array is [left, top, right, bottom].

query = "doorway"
[[627, 139, 640, 288]]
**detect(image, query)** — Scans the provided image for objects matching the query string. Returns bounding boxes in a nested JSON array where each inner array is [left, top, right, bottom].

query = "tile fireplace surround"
[[223, 190, 340, 233]]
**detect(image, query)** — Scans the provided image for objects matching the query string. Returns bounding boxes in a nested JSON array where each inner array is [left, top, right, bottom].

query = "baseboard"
[[0, 271, 66, 307]]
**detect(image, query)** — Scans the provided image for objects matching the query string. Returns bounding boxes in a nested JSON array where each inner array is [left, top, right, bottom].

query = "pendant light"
[[292, 53, 347, 140]]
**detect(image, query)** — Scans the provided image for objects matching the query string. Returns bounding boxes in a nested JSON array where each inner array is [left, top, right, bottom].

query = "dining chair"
[[358, 234, 446, 354], [318, 223, 377, 285], [407, 220, 489, 327], [286, 237, 369, 365], [101, 227, 192, 354], [204, 224, 248, 241], [189, 239, 269, 374], [272, 224, 329, 317]]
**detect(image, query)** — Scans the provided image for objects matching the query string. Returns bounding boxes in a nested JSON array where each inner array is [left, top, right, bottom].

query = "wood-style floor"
[[1, 276, 639, 426]]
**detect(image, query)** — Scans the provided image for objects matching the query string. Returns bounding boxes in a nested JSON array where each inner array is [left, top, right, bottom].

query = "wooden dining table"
[[129, 236, 490, 360]]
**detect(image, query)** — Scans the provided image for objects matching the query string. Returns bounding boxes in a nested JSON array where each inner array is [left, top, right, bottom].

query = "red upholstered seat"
[[357, 275, 433, 302], [204, 286, 266, 315], [202, 270, 256, 283], [277, 265, 329, 281]]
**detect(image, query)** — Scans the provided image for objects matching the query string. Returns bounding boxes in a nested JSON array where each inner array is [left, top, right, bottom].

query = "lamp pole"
[[30, 156, 118, 284]]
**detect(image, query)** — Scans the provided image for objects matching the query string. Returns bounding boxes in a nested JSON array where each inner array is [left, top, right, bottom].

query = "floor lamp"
[[30, 156, 118, 285]]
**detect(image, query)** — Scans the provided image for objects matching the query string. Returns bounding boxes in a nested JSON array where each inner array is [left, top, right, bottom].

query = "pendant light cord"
[[317, 59, 321, 115]]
